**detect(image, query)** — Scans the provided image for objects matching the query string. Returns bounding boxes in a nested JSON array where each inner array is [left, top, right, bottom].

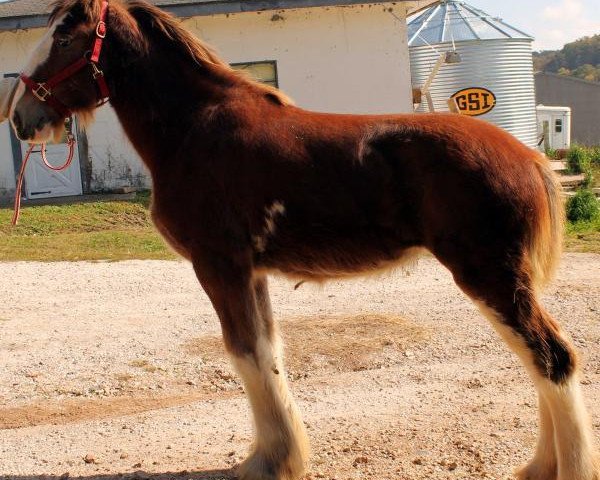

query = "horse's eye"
[[57, 36, 72, 47]]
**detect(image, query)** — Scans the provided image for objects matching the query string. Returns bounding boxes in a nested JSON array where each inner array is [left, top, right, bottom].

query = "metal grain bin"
[[408, 1, 538, 147]]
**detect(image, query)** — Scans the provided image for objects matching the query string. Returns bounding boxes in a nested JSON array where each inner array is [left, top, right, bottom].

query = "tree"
[[533, 34, 600, 82]]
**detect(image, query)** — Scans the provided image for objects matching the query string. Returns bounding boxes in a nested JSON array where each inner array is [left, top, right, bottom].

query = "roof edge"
[[0, 0, 433, 32], [0, 14, 48, 31], [160, 0, 403, 19]]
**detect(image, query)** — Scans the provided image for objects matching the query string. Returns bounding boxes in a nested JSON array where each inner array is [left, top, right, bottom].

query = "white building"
[[0, 0, 433, 200]]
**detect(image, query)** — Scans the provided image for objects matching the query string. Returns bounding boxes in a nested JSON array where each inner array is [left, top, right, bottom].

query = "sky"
[[472, 0, 600, 51]]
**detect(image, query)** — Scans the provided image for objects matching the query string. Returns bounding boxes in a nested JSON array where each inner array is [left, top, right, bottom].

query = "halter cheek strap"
[[20, 0, 110, 119]]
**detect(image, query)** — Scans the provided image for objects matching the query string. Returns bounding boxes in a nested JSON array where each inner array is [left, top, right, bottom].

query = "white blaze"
[[9, 15, 67, 119]]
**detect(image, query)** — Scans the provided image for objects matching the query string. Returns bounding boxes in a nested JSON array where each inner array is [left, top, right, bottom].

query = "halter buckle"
[[91, 62, 104, 79], [96, 21, 107, 39], [32, 83, 51, 102]]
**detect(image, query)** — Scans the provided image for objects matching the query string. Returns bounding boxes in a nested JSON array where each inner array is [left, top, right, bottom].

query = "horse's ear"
[[106, 2, 148, 62]]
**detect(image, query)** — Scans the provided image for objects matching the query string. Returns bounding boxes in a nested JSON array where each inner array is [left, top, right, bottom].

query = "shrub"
[[566, 189, 600, 223], [567, 144, 591, 173], [545, 147, 558, 160], [567, 145, 594, 187], [590, 146, 600, 166]]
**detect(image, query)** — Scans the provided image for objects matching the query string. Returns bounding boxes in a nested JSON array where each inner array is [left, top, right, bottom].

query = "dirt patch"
[[3, 314, 427, 432], [184, 313, 429, 378], [0, 393, 237, 430]]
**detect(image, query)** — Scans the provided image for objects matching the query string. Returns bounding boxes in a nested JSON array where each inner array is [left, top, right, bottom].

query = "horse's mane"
[[50, 0, 293, 106], [127, 1, 228, 68]]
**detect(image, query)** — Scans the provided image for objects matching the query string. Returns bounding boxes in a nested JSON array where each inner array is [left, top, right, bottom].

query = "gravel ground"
[[0, 253, 598, 480]]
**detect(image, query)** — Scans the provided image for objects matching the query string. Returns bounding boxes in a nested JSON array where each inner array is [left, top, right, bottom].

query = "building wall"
[[0, 28, 41, 196], [186, 4, 412, 114], [0, 4, 412, 195], [535, 72, 600, 146]]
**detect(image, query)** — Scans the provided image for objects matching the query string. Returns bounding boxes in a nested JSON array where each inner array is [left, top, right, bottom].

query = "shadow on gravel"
[[0, 470, 236, 480]]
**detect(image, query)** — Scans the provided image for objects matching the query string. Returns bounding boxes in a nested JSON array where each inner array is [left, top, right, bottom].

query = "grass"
[[0, 190, 598, 261], [0, 191, 176, 261], [564, 163, 600, 252], [593, 164, 600, 188], [564, 215, 600, 253]]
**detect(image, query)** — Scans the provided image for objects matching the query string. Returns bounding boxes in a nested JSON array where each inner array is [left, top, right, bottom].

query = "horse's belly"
[[255, 229, 423, 281]]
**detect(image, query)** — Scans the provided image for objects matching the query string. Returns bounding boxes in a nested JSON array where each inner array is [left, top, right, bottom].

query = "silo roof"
[[407, 0, 533, 47]]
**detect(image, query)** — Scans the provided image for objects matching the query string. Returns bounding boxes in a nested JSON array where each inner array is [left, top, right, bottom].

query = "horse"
[[9, 1, 599, 479]]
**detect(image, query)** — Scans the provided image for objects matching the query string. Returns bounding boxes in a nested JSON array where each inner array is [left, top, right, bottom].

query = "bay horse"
[[9, 1, 599, 479]]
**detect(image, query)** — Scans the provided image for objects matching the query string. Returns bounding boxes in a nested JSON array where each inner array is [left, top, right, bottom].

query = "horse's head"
[[11, 0, 111, 143]]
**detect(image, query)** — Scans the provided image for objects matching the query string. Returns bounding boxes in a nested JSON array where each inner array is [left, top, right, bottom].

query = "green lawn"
[[0, 192, 176, 261], [0, 191, 598, 262], [564, 215, 600, 253]]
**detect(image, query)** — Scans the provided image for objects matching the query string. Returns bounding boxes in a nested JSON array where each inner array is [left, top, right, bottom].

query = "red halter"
[[11, 1, 109, 226], [20, 0, 110, 119]]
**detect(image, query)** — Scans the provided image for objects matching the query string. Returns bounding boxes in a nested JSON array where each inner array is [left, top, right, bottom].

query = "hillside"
[[534, 34, 600, 82]]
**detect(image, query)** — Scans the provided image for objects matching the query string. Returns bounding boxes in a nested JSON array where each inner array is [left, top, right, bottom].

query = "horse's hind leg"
[[519, 394, 558, 479], [192, 254, 308, 480], [445, 258, 598, 480]]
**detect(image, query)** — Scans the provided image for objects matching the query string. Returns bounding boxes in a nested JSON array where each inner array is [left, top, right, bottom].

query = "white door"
[[22, 120, 83, 199], [550, 114, 568, 150]]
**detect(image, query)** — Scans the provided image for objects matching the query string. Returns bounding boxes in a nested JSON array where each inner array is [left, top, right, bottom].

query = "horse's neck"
[[107, 52, 229, 173]]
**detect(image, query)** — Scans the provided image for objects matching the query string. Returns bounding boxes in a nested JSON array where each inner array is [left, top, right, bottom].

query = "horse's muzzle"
[[12, 110, 30, 140], [12, 105, 53, 142]]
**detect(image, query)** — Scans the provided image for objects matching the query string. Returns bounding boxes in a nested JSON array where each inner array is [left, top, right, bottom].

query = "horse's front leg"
[[192, 253, 309, 480]]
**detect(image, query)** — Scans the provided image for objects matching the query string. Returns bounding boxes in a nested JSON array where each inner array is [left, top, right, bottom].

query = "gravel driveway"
[[0, 253, 598, 480]]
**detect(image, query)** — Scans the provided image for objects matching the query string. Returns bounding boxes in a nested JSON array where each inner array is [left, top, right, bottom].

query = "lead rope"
[[12, 132, 75, 226]]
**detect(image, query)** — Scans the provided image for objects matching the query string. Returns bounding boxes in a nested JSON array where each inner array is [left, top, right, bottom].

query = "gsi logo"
[[451, 87, 496, 116]]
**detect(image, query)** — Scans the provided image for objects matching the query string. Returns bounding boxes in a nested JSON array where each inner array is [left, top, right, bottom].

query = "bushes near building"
[[560, 144, 600, 251], [566, 189, 599, 223], [566, 144, 594, 187]]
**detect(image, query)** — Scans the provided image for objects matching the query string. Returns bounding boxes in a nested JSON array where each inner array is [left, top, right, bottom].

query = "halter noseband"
[[20, 0, 110, 119]]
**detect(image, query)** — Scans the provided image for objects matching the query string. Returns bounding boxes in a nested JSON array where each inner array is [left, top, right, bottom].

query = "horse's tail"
[[529, 155, 564, 290]]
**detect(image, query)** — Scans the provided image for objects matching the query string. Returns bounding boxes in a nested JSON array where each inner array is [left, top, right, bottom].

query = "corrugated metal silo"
[[408, 1, 538, 147]]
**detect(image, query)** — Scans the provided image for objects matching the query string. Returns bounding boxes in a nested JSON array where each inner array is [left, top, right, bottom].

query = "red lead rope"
[[12, 136, 75, 226]]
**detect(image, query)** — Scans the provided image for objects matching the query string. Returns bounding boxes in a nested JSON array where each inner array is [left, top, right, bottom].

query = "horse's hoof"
[[555, 453, 600, 480], [237, 448, 305, 480], [515, 461, 557, 480]]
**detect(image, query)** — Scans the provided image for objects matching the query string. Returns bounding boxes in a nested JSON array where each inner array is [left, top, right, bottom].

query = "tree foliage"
[[534, 34, 600, 82]]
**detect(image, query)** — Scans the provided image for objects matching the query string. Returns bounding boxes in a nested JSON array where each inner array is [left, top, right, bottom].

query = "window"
[[555, 119, 563, 133], [231, 61, 278, 88]]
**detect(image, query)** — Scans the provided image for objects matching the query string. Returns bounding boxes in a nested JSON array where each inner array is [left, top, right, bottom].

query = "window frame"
[[230, 60, 279, 88], [555, 118, 563, 134]]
